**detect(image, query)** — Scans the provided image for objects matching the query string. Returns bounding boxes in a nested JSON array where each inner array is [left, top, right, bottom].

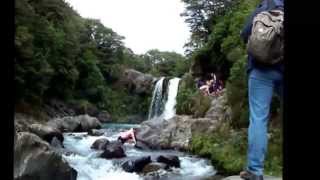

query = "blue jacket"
[[240, 0, 284, 73]]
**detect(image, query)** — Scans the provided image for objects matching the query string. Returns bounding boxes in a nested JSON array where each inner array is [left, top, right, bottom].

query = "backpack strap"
[[268, 0, 284, 10]]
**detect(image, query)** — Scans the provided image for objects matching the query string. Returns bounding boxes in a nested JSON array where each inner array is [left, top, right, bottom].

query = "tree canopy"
[[15, 0, 190, 120]]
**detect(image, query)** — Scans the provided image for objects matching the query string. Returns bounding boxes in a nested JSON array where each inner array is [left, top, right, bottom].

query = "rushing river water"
[[62, 123, 216, 180]]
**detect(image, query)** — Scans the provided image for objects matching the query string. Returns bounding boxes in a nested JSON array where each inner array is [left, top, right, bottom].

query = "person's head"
[[132, 128, 138, 134]]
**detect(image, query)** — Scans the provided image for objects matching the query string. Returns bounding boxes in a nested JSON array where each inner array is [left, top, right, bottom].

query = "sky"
[[65, 0, 191, 55]]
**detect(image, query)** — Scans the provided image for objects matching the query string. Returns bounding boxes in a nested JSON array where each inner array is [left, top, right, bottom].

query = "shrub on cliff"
[[190, 123, 282, 176]]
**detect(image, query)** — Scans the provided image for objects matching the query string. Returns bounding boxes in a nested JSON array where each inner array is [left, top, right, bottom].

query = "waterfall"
[[148, 77, 180, 121], [163, 77, 181, 120], [148, 77, 165, 120]]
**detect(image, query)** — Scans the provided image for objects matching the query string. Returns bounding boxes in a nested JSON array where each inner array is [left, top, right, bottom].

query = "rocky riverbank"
[[135, 90, 231, 151], [14, 113, 102, 180]]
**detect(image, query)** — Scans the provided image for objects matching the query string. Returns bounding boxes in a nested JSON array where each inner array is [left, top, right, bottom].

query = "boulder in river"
[[142, 162, 168, 174], [121, 156, 152, 173], [100, 141, 126, 159], [77, 114, 102, 132], [135, 91, 230, 150], [96, 111, 112, 123], [88, 129, 105, 136], [28, 123, 64, 143], [91, 138, 110, 150], [88, 129, 104, 136], [136, 115, 219, 150], [156, 155, 180, 168], [47, 115, 102, 132], [51, 136, 63, 148], [14, 132, 77, 180], [47, 116, 82, 132], [135, 140, 151, 151]]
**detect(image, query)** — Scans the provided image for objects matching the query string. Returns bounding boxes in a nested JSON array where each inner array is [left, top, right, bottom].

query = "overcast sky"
[[65, 0, 191, 55]]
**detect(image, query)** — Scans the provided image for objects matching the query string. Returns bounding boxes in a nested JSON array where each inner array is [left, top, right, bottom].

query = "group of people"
[[197, 73, 224, 97]]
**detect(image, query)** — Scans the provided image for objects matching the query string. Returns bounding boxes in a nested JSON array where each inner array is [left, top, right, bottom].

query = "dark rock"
[[134, 141, 151, 150], [46, 115, 102, 133], [100, 141, 126, 159], [44, 99, 76, 118], [14, 132, 77, 180], [51, 137, 63, 148], [142, 162, 168, 174], [136, 115, 220, 150], [91, 138, 109, 150], [78, 115, 102, 132], [47, 116, 81, 132], [88, 129, 105, 136], [68, 101, 99, 117], [156, 155, 180, 168], [97, 111, 112, 123], [29, 123, 63, 143], [15, 113, 41, 132], [120, 69, 157, 95], [86, 105, 100, 117], [121, 156, 151, 173]]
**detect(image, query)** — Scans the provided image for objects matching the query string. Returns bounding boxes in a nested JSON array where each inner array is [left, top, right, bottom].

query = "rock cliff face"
[[135, 90, 231, 150], [120, 69, 158, 95], [14, 113, 104, 180], [136, 115, 219, 150]]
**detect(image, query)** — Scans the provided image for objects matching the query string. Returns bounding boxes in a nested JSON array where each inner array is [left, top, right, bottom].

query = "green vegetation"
[[188, 0, 260, 119], [179, 0, 282, 176], [136, 49, 191, 77], [178, 0, 260, 126], [190, 123, 282, 176], [15, 0, 189, 121], [176, 72, 211, 117]]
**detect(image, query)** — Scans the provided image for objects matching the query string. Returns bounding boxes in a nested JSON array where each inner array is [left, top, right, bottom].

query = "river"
[[62, 123, 216, 180]]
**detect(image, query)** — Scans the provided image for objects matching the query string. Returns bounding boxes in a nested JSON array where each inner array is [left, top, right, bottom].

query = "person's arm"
[[130, 128, 137, 144], [132, 132, 136, 144]]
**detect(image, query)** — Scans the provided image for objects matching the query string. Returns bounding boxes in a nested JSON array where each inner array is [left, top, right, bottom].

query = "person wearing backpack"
[[240, 0, 284, 180]]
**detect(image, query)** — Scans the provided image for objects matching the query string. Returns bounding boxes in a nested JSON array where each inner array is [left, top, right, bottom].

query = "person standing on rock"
[[240, 0, 284, 180]]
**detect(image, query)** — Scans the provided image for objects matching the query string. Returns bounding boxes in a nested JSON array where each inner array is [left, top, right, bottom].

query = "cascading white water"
[[148, 77, 181, 121], [62, 124, 216, 180], [163, 77, 180, 120], [148, 77, 165, 120]]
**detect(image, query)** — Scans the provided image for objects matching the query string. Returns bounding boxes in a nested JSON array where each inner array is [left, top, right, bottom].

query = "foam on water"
[[62, 126, 216, 180], [179, 156, 216, 177], [63, 133, 106, 155], [63, 154, 142, 180]]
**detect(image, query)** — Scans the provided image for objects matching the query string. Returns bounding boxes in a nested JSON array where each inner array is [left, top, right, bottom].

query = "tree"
[[181, 0, 236, 54]]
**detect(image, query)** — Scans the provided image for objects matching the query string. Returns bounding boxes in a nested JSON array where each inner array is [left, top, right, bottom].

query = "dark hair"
[[118, 136, 125, 144]]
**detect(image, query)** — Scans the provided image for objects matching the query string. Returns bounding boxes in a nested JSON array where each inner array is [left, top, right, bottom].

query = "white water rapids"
[[62, 124, 216, 180]]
